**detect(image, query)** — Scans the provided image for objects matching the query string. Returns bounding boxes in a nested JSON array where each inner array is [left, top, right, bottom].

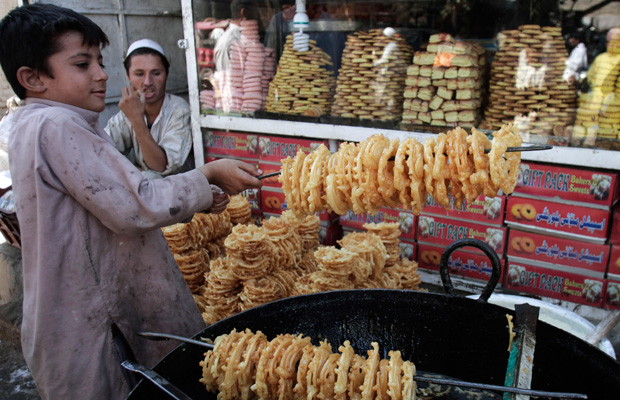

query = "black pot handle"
[[439, 238, 501, 303]]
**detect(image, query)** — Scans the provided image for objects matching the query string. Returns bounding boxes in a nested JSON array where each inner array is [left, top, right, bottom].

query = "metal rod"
[[257, 144, 553, 179], [257, 171, 282, 180], [139, 332, 587, 399], [415, 376, 587, 399], [138, 331, 214, 349]]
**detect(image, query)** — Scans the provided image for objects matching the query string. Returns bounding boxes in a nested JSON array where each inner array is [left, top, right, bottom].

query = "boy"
[[0, 4, 262, 399], [106, 39, 195, 178]]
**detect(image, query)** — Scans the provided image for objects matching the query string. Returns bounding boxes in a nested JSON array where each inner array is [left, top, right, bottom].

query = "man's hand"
[[119, 86, 146, 125], [199, 159, 262, 195], [206, 185, 230, 214]]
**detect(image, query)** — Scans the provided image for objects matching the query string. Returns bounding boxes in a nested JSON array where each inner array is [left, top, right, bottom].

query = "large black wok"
[[127, 240, 620, 399]]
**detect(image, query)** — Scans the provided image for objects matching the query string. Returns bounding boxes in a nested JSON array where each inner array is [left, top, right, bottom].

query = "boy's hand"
[[199, 159, 263, 195], [118, 86, 146, 124], [206, 185, 229, 214]]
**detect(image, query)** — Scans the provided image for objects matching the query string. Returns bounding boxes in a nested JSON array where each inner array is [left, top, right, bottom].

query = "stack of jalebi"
[[363, 222, 402, 268], [162, 211, 232, 293], [279, 124, 522, 217], [200, 328, 416, 400], [227, 195, 253, 225]]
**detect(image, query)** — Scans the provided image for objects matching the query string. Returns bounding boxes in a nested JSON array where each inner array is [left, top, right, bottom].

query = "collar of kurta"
[[24, 98, 100, 125]]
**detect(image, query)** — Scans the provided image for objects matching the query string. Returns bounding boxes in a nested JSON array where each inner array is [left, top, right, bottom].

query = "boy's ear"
[[16, 66, 46, 94]]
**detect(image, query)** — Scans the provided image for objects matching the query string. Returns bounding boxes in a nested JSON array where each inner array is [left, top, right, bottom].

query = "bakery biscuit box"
[[505, 196, 610, 243], [417, 242, 506, 283], [417, 214, 507, 255], [205, 131, 260, 161], [513, 162, 620, 208], [605, 246, 620, 309], [504, 261, 605, 308], [421, 194, 506, 226], [257, 135, 329, 163]]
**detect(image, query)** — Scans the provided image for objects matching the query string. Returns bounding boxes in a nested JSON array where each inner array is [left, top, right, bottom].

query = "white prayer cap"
[[126, 39, 165, 59]]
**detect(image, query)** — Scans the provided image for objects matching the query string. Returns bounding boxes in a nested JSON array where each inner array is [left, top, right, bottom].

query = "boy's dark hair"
[[0, 3, 109, 99], [123, 48, 170, 76]]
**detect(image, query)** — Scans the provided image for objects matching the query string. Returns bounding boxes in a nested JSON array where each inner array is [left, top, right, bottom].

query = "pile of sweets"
[[401, 33, 486, 128], [264, 34, 336, 116], [482, 25, 577, 137], [573, 30, 620, 140], [201, 19, 276, 113], [330, 28, 413, 121]]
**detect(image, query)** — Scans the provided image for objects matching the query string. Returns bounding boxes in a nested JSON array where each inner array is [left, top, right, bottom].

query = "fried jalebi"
[[200, 329, 418, 400], [432, 133, 451, 209], [468, 128, 498, 198], [489, 124, 522, 194]]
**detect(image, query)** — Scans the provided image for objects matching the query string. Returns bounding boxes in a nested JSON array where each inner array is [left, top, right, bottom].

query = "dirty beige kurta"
[[8, 99, 210, 399]]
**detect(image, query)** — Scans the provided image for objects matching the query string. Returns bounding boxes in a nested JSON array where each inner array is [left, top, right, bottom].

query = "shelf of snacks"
[[180, 0, 620, 325]]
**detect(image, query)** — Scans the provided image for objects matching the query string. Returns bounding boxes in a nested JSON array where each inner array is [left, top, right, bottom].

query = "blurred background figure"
[[564, 30, 588, 84]]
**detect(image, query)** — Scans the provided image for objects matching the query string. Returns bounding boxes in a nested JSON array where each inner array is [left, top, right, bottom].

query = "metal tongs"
[[138, 331, 586, 399], [256, 144, 552, 180]]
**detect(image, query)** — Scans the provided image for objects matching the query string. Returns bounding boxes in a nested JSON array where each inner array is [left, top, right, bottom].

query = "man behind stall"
[[106, 39, 193, 179], [0, 4, 261, 399]]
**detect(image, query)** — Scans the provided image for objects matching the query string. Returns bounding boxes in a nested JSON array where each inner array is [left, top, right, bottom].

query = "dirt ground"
[[0, 338, 40, 400]]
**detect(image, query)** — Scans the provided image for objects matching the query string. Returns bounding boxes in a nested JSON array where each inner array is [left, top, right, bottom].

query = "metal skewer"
[[256, 144, 552, 180], [138, 331, 586, 399]]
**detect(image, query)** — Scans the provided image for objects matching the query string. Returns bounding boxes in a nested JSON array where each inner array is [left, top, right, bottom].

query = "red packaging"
[[514, 162, 619, 207], [506, 229, 609, 277], [417, 242, 505, 283], [205, 131, 260, 159], [257, 135, 329, 163], [604, 278, 620, 310], [339, 208, 417, 240], [504, 261, 605, 307], [399, 239, 417, 261], [422, 194, 506, 226], [258, 161, 282, 189], [608, 245, 620, 279], [505, 196, 610, 242], [417, 214, 507, 255], [609, 202, 620, 245]]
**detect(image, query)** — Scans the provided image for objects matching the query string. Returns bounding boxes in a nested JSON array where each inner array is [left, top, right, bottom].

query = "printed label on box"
[[507, 229, 610, 275], [417, 243, 505, 283], [605, 279, 620, 309], [258, 135, 329, 163], [505, 196, 610, 240], [422, 194, 506, 226], [505, 261, 605, 307], [417, 214, 507, 255], [205, 131, 260, 158], [339, 208, 417, 240], [514, 162, 619, 207]]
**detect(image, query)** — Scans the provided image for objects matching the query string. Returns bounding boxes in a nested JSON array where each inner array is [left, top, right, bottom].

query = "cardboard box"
[[607, 245, 620, 279], [506, 229, 610, 277], [505, 196, 610, 243], [504, 261, 605, 307], [205, 131, 260, 159], [604, 278, 620, 309], [339, 207, 417, 240], [417, 214, 507, 255], [513, 162, 619, 208], [417, 242, 506, 283], [257, 135, 329, 163], [422, 194, 506, 226], [400, 239, 417, 261]]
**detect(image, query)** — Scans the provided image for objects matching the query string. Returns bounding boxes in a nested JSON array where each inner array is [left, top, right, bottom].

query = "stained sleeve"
[[38, 113, 212, 235]]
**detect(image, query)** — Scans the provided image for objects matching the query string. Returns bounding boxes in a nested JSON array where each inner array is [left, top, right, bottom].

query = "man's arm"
[[118, 86, 168, 172]]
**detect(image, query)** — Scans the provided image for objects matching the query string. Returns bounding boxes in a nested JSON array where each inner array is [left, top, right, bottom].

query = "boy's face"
[[127, 54, 168, 106], [39, 32, 108, 112]]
